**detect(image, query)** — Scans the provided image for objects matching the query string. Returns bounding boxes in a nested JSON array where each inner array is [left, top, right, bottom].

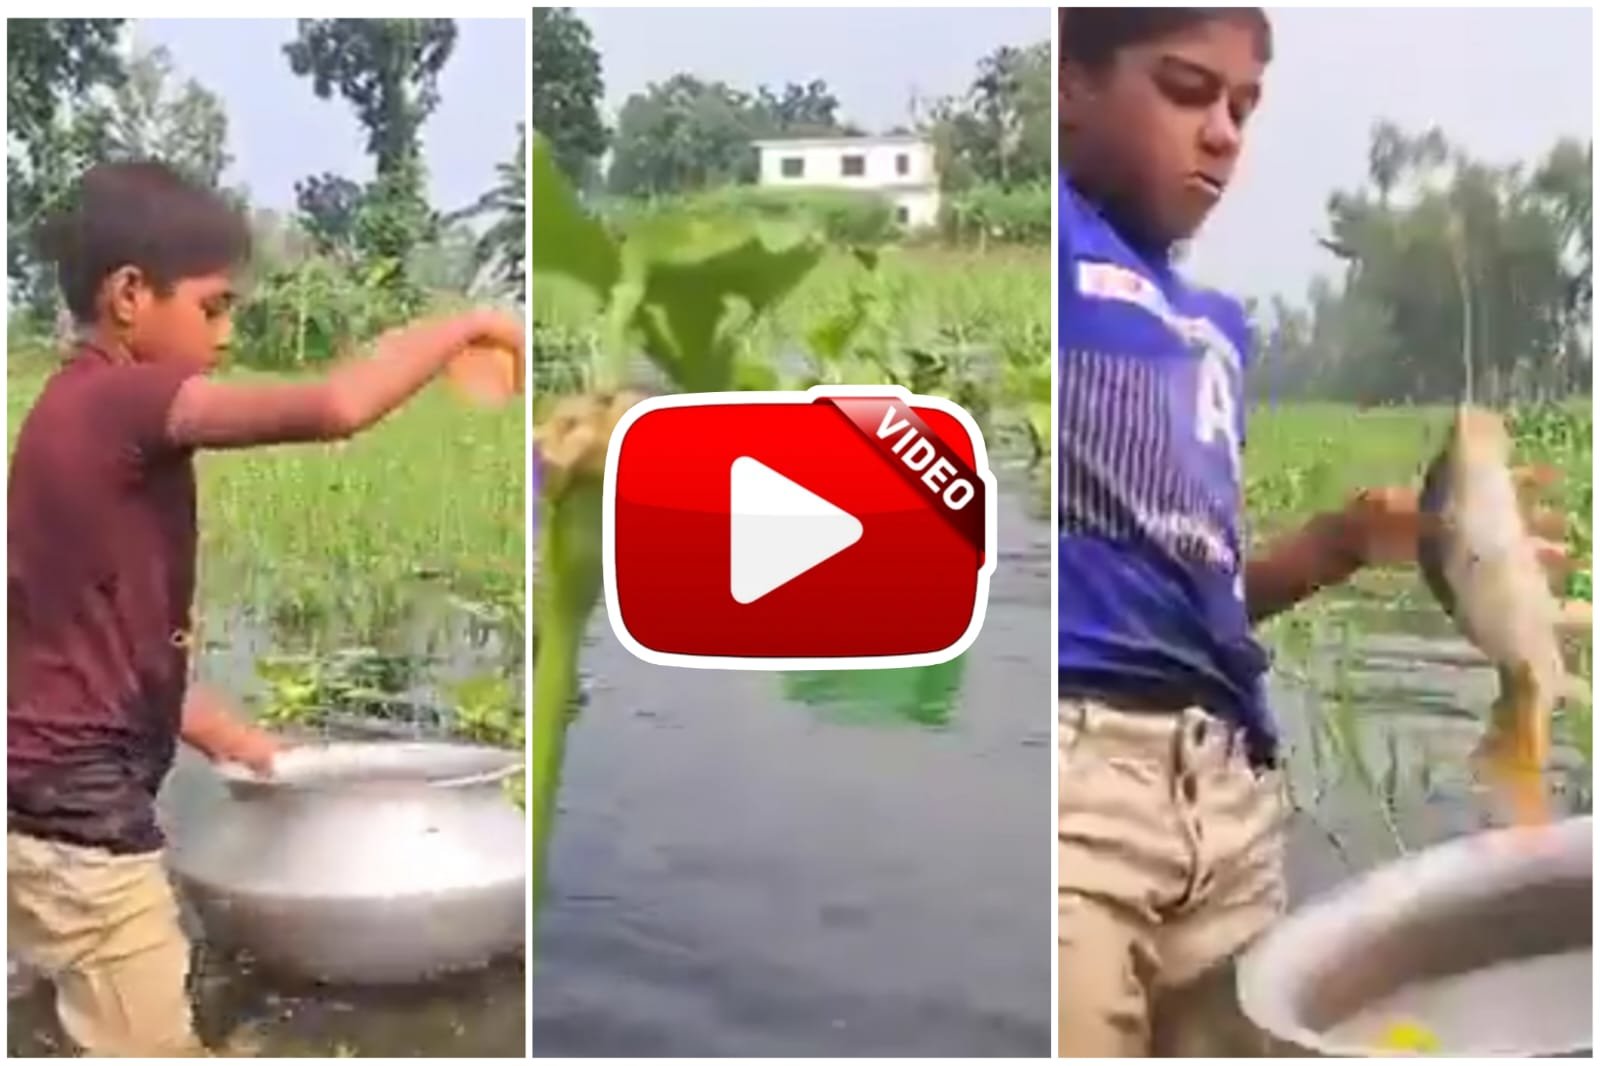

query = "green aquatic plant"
[[780, 656, 968, 728], [448, 673, 523, 747], [255, 656, 328, 728], [529, 131, 827, 941], [790, 249, 1048, 478], [252, 645, 524, 754], [253, 648, 418, 729], [447, 672, 526, 808]]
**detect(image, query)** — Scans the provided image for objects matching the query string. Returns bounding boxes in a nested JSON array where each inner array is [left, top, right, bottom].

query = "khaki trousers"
[[1057, 699, 1288, 1057], [8, 832, 205, 1057]]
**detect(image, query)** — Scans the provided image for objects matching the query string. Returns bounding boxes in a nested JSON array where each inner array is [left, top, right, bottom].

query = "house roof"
[[752, 134, 929, 150]]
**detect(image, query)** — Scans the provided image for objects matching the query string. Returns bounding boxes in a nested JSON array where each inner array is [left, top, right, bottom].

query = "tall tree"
[[1261, 124, 1590, 405], [8, 19, 125, 144], [95, 45, 231, 188], [530, 8, 607, 190], [285, 18, 455, 174], [285, 19, 456, 282], [1532, 138, 1593, 327], [6, 18, 127, 313], [473, 124, 527, 299], [929, 40, 1050, 191], [607, 75, 763, 196], [1366, 121, 1408, 207], [606, 74, 859, 196], [754, 80, 847, 137], [294, 172, 365, 258], [449, 123, 526, 300]]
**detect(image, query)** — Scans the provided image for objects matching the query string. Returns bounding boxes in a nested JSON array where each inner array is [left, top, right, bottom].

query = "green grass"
[[535, 244, 1051, 519], [535, 245, 1048, 392], [1246, 403, 1440, 535], [7, 343, 525, 688], [766, 245, 1050, 353]]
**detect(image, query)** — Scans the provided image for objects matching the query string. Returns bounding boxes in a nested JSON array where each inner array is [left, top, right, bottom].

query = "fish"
[[1416, 405, 1571, 826]]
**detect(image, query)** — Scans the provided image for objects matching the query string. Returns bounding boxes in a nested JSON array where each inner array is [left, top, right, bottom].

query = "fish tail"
[[1475, 662, 1553, 826]]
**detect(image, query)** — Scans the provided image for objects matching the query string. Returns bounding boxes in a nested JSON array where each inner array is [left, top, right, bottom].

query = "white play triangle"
[[729, 456, 863, 605]]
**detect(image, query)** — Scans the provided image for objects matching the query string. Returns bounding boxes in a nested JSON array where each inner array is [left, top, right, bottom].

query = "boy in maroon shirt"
[[7, 161, 523, 1055]]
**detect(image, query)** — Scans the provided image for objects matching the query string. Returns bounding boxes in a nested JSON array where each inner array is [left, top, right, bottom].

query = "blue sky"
[[133, 18, 524, 215]]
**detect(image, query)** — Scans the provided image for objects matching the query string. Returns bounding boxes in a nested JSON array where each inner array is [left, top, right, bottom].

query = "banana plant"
[[528, 133, 825, 946]]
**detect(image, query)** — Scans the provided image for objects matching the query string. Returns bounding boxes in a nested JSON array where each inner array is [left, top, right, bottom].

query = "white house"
[[751, 134, 941, 230]]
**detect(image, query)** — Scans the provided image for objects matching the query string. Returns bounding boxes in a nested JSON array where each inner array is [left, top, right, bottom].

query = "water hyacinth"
[[526, 130, 828, 958]]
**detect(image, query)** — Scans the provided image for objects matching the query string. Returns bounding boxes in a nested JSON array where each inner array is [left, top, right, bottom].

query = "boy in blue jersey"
[[1057, 9, 1427, 1056]]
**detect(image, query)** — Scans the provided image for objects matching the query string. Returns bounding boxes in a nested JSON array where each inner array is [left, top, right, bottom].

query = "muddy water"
[[529, 478, 1052, 1057]]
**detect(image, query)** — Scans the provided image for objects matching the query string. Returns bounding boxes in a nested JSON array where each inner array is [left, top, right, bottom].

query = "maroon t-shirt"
[[8, 345, 200, 853]]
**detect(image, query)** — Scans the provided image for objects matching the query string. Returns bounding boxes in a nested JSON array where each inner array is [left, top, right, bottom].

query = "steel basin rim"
[[1238, 816, 1593, 1057], [175, 873, 527, 903], [214, 740, 525, 794]]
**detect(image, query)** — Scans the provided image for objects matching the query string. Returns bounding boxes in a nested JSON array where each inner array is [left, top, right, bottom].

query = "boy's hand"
[[457, 308, 525, 355], [445, 309, 525, 407], [1336, 487, 1423, 568], [1338, 478, 1572, 573], [180, 684, 287, 775], [215, 724, 285, 777], [1247, 487, 1421, 623]]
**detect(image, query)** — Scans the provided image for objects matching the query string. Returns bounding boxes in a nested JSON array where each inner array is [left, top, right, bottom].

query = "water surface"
[[530, 479, 1052, 1057]]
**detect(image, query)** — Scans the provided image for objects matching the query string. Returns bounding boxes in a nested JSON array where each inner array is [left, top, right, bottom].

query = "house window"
[[781, 156, 805, 178], [896, 153, 910, 177], [896, 205, 910, 226], [841, 154, 865, 178]]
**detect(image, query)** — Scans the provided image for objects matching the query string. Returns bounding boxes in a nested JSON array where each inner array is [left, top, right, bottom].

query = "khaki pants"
[[1057, 699, 1288, 1057], [8, 832, 204, 1057]]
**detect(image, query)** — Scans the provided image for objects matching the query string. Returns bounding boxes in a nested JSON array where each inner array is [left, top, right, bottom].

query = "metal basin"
[[1239, 816, 1592, 1057], [169, 741, 526, 986]]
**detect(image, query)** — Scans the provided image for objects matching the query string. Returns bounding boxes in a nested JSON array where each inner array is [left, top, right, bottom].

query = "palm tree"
[[449, 123, 526, 301]]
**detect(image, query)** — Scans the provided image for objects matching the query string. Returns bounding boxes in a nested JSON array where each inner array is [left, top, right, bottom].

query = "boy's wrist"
[[446, 311, 487, 347], [1316, 508, 1368, 577], [207, 719, 282, 770]]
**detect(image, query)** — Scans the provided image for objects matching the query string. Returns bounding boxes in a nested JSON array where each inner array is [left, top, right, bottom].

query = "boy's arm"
[[165, 310, 522, 450], [1245, 488, 1420, 624], [1244, 512, 1363, 624], [180, 683, 282, 773]]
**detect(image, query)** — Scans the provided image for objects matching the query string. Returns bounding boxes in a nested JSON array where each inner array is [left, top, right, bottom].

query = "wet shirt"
[[1058, 176, 1275, 764], [8, 346, 201, 853]]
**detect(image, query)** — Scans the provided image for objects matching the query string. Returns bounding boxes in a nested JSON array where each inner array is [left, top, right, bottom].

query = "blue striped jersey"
[[1058, 175, 1276, 764]]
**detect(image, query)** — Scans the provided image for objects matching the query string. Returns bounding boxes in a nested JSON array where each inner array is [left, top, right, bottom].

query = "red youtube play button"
[[602, 386, 997, 669]]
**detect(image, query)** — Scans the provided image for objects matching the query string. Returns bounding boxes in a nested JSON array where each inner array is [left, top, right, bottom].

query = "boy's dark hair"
[[35, 161, 251, 323], [1060, 8, 1273, 71]]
